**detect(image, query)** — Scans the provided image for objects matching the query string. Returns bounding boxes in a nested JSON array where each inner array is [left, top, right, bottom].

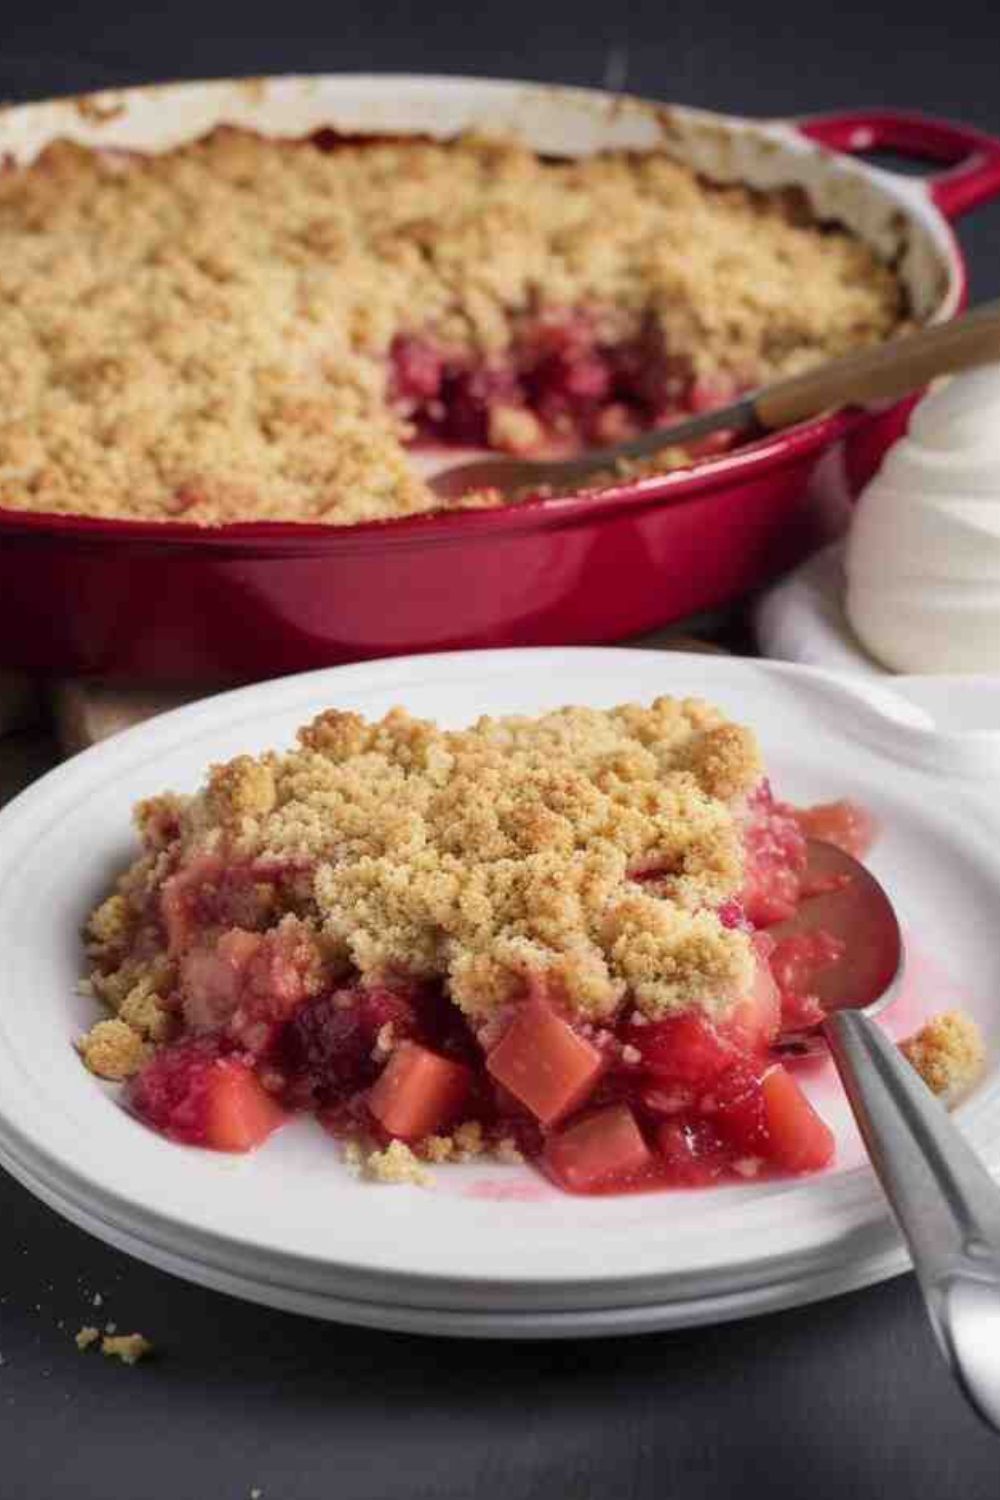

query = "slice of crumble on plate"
[[77, 695, 984, 1196]]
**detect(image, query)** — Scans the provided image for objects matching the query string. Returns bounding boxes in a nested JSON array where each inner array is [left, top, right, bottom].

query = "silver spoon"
[[430, 299, 1000, 502], [778, 837, 1000, 1432]]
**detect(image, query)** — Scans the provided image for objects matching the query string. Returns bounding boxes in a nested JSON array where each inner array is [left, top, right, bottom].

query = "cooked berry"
[[127, 1037, 286, 1152]]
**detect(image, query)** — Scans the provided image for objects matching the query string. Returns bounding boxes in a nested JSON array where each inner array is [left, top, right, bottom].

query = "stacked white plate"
[[2, 647, 1000, 1337]]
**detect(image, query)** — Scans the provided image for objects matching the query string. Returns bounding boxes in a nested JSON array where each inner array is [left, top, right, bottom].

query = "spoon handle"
[[755, 298, 1000, 429], [825, 1007, 1000, 1430]]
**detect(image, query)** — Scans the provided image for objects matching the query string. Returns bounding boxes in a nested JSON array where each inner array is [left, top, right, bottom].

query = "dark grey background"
[[2, 3, 1000, 1495]]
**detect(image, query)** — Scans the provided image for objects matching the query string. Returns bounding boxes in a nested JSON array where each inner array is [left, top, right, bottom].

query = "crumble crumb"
[[206, 756, 279, 827], [341, 1136, 435, 1186], [487, 404, 544, 454], [77, 1018, 149, 1080], [493, 1137, 524, 1165], [118, 977, 173, 1042], [75, 1326, 100, 1351], [87, 892, 132, 948], [419, 1122, 521, 1166], [901, 1011, 986, 1104], [101, 1333, 153, 1366], [362, 1140, 434, 1187], [420, 1134, 457, 1165], [453, 1120, 486, 1158], [341, 1141, 365, 1178]]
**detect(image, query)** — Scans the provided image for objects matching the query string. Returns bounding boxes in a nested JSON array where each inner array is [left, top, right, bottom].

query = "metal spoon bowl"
[[776, 838, 1000, 1432], [773, 837, 903, 1050]]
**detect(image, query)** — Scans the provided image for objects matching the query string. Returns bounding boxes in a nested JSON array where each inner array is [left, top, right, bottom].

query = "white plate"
[[0, 1142, 910, 1339], [1, 647, 999, 1328], [755, 550, 1000, 777]]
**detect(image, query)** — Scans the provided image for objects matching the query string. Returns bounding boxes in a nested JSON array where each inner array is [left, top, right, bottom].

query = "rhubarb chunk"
[[128, 1040, 287, 1152], [761, 1065, 835, 1172], [368, 1042, 472, 1139], [544, 1105, 653, 1193], [487, 1000, 603, 1125]]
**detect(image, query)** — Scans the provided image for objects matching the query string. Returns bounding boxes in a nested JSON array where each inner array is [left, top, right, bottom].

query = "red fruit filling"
[[368, 1043, 473, 1140], [728, 935, 783, 1053], [160, 853, 311, 956], [487, 999, 604, 1125], [740, 780, 809, 926], [760, 1065, 835, 1173], [794, 800, 878, 861], [117, 782, 867, 1194], [622, 1012, 737, 1087], [181, 919, 321, 1055], [127, 1038, 287, 1152], [387, 312, 742, 465], [544, 1104, 655, 1193], [272, 984, 419, 1109], [543, 1060, 833, 1195], [769, 930, 847, 1032]]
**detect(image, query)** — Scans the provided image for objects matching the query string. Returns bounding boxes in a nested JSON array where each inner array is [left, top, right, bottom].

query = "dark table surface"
[[2, 2, 1000, 1495]]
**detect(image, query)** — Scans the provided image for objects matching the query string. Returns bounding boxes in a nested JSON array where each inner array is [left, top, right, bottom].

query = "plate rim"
[[1, 1132, 911, 1339]]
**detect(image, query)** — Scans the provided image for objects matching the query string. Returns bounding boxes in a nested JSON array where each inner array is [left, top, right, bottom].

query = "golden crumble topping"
[[85, 697, 761, 1052], [117, 976, 173, 1042], [0, 129, 904, 526], [901, 1011, 986, 1104], [78, 1017, 149, 1080]]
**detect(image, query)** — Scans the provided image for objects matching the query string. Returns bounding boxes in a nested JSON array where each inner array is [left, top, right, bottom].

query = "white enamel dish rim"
[[0, 74, 958, 325], [0, 647, 998, 1315]]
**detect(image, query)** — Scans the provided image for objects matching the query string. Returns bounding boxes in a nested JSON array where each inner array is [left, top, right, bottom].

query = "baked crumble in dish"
[[79, 697, 984, 1195], [0, 130, 907, 526]]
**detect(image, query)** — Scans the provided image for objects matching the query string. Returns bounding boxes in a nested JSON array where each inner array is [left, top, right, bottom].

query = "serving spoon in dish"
[[430, 298, 1000, 501], [778, 837, 1000, 1432]]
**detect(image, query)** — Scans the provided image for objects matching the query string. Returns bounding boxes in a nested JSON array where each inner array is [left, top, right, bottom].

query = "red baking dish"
[[2, 77, 1000, 681]]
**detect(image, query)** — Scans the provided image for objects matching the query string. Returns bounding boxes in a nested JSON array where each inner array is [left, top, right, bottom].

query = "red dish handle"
[[798, 109, 1000, 219]]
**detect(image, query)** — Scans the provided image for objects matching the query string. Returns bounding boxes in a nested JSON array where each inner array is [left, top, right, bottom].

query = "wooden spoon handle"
[[754, 299, 1000, 430]]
